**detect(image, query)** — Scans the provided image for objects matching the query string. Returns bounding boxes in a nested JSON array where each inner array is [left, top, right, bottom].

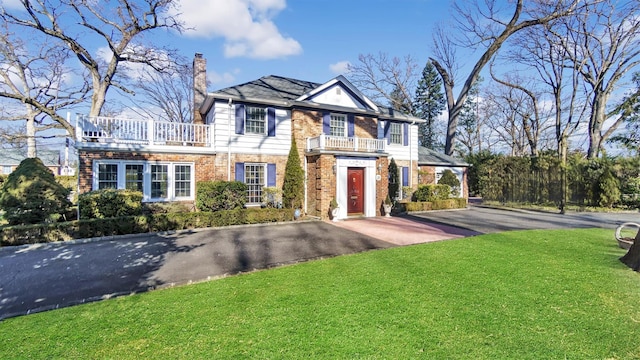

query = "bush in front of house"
[[0, 208, 294, 246], [405, 198, 467, 212], [412, 184, 451, 202], [78, 189, 143, 219], [438, 169, 461, 197], [196, 181, 247, 212], [0, 158, 71, 225], [388, 158, 399, 200], [282, 137, 304, 209]]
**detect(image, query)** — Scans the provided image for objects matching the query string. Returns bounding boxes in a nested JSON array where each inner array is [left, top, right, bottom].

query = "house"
[[76, 54, 425, 220], [1, 149, 61, 175], [417, 147, 469, 198]]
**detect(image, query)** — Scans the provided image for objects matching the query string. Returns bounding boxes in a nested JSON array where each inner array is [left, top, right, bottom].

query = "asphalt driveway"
[[0, 221, 393, 320], [1, 206, 637, 320]]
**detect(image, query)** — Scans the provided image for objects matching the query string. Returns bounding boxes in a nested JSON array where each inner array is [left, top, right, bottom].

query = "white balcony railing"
[[306, 135, 385, 153], [77, 115, 211, 147]]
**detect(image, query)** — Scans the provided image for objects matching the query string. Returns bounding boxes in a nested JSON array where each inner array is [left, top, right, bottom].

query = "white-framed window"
[[2, 165, 12, 174], [125, 164, 144, 192], [244, 163, 265, 204], [98, 163, 118, 189], [245, 106, 266, 134], [330, 114, 346, 137], [93, 161, 194, 201], [389, 122, 402, 145]]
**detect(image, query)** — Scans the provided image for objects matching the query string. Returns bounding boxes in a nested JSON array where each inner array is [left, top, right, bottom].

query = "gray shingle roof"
[[418, 147, 469, 167], [213, 75, 321, 101]]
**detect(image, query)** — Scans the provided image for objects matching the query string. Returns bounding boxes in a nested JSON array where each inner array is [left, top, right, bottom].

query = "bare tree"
[[0, 25, 88, 156], [430, 0, 581, 156], [0, 0, 184, 138], [347, 53, 419, 112], [127, 60, 194, 123], [551, 0, 640, 158]]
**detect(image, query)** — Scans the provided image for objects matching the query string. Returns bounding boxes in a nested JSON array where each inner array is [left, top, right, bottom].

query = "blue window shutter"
[[235, 104, 245, 135], [267, 107, 276, 136], [402, 167, 409, 186], [235, 162, 244, 182], [403, 123, 409, 146], [384, 121, 391, 145], [347, 114, 355, 137], [322, 112, 330, 135], [267, 163, 276, 187]]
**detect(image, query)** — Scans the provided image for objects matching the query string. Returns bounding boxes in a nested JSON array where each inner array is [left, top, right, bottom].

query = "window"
[[389, 122, 402, 144], [2, 165, 12, 174], [98, 163, 118, 189], [174, 165, 191, 197], [94, 161, 194, 201], [246, 106, 266, 134], [330, 114, 346, 137], [245, 163, 265, 204], [125, 164, 144, 192], [151, 165, 168, 198]]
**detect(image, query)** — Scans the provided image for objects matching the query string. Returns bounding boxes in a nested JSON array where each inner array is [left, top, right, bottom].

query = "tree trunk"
[[620, 229, 640, 271]]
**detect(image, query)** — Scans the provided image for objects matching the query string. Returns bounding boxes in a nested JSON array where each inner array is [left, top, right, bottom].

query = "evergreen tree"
[[0, 157, 71, 225], [388, 158, 400, 200], [389, 84, 413, 114], [282, 137, 304, 209], [457, 76, 482, 156], [413, 61, 445, 150]]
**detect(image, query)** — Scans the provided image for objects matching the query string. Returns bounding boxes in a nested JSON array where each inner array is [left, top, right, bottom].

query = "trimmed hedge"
[[405, 198, 467, 212], [78, 189, 143, 219], [196, 181, 247, 212], [412, 184, 451, 202], [0, 208, 294, 246]]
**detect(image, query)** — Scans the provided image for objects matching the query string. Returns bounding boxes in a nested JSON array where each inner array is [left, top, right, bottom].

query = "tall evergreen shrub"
[[0, 157, 71, 225], [282, 137, 304, 209], [388, 158, 399, 200]]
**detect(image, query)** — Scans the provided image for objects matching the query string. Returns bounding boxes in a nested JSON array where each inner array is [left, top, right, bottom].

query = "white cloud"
[[208, 70, 237, 85], [173, 0, 302, 59], [329, 61, 351, 75]]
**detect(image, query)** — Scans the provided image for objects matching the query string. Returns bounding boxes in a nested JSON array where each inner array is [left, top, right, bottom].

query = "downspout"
[[410, 120, 415, 188], [227, 98, 232, 181], [304, 155, 308, 216]]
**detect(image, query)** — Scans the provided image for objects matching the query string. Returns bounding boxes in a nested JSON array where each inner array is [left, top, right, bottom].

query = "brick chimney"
[[193, 53, 207, 124]]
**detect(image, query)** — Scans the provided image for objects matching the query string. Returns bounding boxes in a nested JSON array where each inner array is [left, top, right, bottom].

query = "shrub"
[[78, 189, 143, 219], [405, 198, 467, 212], [412, 184, 451, 202], [196, 181, 247, 212], [262, 187, 282, 208], [0, 158, 71, 225], [388, 159, 399, 200], [0, 208, 294, 246], [596, 169, 620, 208], [438, 169, 461, 197], [282, 137, 304, 209]]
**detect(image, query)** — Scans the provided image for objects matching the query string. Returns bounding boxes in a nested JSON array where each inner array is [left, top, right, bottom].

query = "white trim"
[[335, 157, 377, 219], [92, 160, 195, 202]]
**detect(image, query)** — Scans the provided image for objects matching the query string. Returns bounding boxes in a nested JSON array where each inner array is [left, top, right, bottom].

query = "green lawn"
[[1, 228, 639, 359]]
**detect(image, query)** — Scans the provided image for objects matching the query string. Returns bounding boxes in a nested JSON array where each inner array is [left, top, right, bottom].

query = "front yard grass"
[[1, 228, 639, 359]]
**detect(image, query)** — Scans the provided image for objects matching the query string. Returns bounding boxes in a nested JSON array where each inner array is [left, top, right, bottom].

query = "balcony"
[[306, 135, 386, 154], [76, 116, 211, 147]]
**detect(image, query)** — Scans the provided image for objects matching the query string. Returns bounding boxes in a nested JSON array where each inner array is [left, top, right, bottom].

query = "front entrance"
[[347, 167, 365, 215]]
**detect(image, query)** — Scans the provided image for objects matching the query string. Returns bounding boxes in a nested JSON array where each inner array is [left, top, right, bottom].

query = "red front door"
[[347, 167, 365, 214]]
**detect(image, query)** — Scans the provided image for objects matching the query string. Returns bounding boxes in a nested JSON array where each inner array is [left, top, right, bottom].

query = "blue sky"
[[166, 0, 450, 89]]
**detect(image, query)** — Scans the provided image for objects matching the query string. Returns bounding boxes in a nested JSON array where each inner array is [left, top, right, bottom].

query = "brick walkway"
[[329, 215, 479, 246]]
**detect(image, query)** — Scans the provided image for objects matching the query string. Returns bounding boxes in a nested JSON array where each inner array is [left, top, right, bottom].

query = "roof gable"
[[296, 75, 378, 111]]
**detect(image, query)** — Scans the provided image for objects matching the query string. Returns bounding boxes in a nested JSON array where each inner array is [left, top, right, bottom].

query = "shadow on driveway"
[[0, 221, 393, 320]]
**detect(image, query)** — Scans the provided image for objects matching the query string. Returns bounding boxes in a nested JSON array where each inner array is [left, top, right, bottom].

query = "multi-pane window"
[[98, 163, 118, 189], [125, 164, 144, 192], [2, 165, 12, 174], [245, 164, 265, 204], [246, 106, 266, 134], [389, 122, 402, 144], [330, 114, 346, 137], [151, 165, 168, 199], [174, 165, 191, 197]]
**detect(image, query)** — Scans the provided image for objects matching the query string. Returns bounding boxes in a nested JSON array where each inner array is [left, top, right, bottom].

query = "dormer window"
[[330, 114, 346, 137]]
